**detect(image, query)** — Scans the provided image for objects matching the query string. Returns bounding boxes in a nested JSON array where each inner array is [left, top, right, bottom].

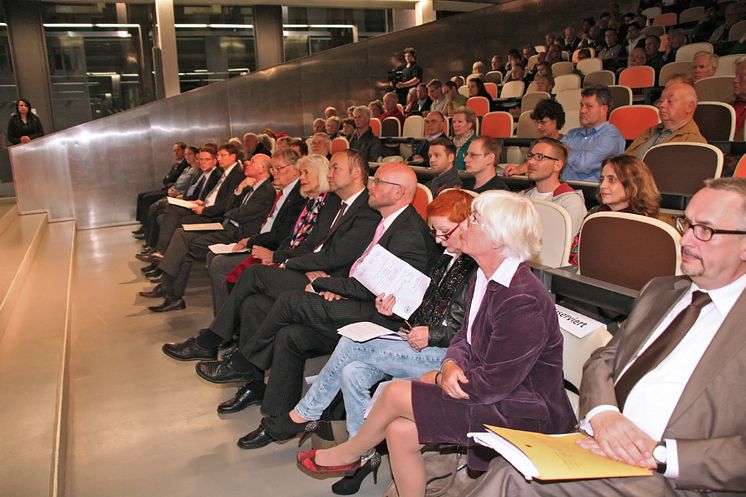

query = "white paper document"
[[167, 197, 197, 209], [208, 243, 249, 254], [469, 430, 540, 479], [338, 321, 405, 342], [352, 245, 430, 319], [555, 304, 606, 339], [183, 223, 224, 231]]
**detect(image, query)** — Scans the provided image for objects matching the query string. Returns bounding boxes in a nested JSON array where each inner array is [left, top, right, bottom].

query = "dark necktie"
[[239, 186, 254, 207], [614, 290, 712, 410], [313, 202, 347, 251], [260, 190, 284, 230]]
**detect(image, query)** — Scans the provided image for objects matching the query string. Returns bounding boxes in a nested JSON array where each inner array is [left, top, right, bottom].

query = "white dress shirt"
[[203, 162, 238, 207], [260, 178, 299, 234]]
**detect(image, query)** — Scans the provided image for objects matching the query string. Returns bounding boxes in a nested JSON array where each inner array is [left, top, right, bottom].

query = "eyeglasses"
[[270, 164, 290, 174], [465, 152, 490, 159], [429, 224, 459, 241], [526, 152, 560, 162], [370, 177, 402, 188], [675, 216, 746, 242]]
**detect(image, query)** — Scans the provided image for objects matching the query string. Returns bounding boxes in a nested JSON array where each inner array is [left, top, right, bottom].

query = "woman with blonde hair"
[[451, 106, 477, 170]]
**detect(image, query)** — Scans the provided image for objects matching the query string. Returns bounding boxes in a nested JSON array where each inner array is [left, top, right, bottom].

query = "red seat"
[[330, 137, 349, 154], [618, 66, 655, 89], [653, 12, 677, 26], [609, 105, 660, 140], [466, 96, 490, 117], [480, 111, 514, 138], [369, 118, 381, 137]]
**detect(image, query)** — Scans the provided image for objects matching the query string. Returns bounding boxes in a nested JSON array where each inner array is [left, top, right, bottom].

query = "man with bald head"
[[188, 163, 440, 447], [626, 83, 707, 159]]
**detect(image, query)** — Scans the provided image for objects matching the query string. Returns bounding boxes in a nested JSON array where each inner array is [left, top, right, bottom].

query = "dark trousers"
[[207, 252, 247, 316], [154, 204, 213, 252], [136, 189, 165, 223]]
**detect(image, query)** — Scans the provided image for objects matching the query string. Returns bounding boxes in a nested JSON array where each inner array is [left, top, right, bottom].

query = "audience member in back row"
[[380, 91, 405, 125], [692, 52, 718, 82], [395, 47, 422, 105], [521, 138, 587, 236], [408, 83, 433, 116], [427, 79, 448, 115], [463, 136, 508, 193], [569, 155, 661, 267], [643, 35, 664, 74], [313, 118, 326, 134], [626, 82, 706, 159], [425, 137, 462, 196], [133, 142, 188, 233], [325, 116, 341, 139], [560, 85, 625, 182], [408, 111, 446, 166], [296, 191, 576, 495], [598, 29, 624, 71], [451, 106, 477, 170], [733, 57, 746, 139], [309, 132, 331, 158], [443, 81, 467, 117], [348, 105, 383, 163], [504, 99, 566, 177]]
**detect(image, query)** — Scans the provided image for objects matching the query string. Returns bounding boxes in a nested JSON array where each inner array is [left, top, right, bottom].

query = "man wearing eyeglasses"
[[520, 138, 587, 236], [463, 177, 746, 497]]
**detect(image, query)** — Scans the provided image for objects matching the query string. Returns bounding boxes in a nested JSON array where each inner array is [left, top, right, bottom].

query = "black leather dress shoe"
[[144, 268, 162, 278], [132, 227, 145, 234], [149, 276, 163, 284], [139, 284, 164, 298], [133, 233, 145, 240], [237, 423, 274, 450], [195, 358, 261, 384], [217, 383, 265, 414], [135, 252, 161, 263], [140, 262, 158, 273], [148, 297, 186, 312], [162, 337, 218, 361]]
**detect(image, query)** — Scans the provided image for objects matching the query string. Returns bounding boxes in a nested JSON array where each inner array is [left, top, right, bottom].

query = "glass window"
[[0, 8, 17, 132]]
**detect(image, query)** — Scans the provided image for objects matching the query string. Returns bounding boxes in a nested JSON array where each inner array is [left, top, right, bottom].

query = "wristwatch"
[[652, 441, 667, 474]]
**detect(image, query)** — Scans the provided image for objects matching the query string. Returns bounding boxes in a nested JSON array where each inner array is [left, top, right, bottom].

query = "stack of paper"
[[469, 426, 652, 481], [208, 243, 249, 254], [337, 322, 404, 342], [167, 197, 197, 209]]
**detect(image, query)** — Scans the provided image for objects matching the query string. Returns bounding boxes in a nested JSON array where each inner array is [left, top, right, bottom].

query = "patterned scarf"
[[289, 193, 328, 249]]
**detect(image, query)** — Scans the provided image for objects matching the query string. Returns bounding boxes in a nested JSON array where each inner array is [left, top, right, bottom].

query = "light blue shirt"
[[560, 121, 626, 182]]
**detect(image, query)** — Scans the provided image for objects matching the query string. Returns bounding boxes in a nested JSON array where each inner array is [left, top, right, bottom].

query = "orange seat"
[[734, 154, 746, 178], [480, 111, 514, 138], [609, 105, 660, 140], [369, 118, 381, 137], [653, 12, 677, 26], [618, 66, 655, 89], [330, 136, 349, 154], [484, 82, 498, 99], [466, 96, 491, 117], [412, 184, 432, 221]]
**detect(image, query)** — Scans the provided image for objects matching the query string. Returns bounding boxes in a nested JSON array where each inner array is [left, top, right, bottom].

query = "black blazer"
[[201, 163, 246, 219], [223, 178, 278, 240], [247, 180, 305, 249], [7, 113, 44, 145], [312, 204, 441, 300], [184, 168, 221, 201], [284, 189, 382, 277], [163, 158, 189, 187]]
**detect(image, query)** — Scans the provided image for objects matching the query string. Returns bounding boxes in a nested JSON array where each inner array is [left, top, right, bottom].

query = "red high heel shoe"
[[297, 449, 363, 476]]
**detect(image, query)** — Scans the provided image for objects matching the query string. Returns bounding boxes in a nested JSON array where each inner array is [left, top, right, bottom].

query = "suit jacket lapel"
[[614, 278, 692, 377], [666, 286, 746, 428], [326, 190, 369, 239]]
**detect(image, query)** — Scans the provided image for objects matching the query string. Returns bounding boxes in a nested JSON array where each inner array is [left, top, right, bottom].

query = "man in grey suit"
[[463, 177, 746, 496]]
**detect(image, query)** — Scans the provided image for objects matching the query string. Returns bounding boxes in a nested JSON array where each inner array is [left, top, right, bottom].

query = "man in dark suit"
[[407, 111, 446, 166], [134, 141, 188, 229], [192, 163, 440, 448], [140, 153, 282, 312], [462, 178, 746, 496], [144, 142, 246, 257]]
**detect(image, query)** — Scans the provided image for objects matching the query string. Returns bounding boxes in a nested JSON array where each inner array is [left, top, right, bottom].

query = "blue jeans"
[[295, 337, 446, 437]]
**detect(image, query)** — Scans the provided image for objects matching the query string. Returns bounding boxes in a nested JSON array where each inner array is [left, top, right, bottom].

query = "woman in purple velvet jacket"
[[297, 191, 576, 496]]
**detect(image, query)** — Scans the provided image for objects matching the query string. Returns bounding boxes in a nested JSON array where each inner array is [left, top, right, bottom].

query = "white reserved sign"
[[555, 304, 605, 339]]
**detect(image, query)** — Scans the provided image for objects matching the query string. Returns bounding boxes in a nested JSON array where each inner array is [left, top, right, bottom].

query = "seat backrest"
[[534, 45, 546, 53], [608, 85, 632, 111], [551, 61, 574, 77], [734, 154, 746, 178], [466, 96, 491, 117], [555, 88, 582, 111], [517, 110, 541, 138], [576, 57, 602, 75], [484, 82, 498, 99], [572, 48, 596, 63], [609, 105, 660, 140], [642, 142, 723, 195], [369, 117, 381, 137], [527, 54, 540, 71], [552, 73, 581, 94], [330, 136, 349, 154], [458, 85, 469, 98], [641, 25, 665, 37], [484, 71, 503, 84], [715, 54, 742, 76], [530, 200, 573, 268], [500, 80, 525, 99], [560, 109, 580, 135], [675, 42, 714, 62], [693, 101, 736, 141], [653, 12, 677, 27], [381, 117, 401, 137], [578, 211, 682, 291], [520, 91, 550, 113], [480, 111, 514, 138], [525, 81, 539, 93], [618, 66, 655, 88], [679, 6, 705, 24], [641, 6, 661, 19], [659, 61, 692, 85], [583, 69, 615, 87], [402, 115, 424, 137], [412, 184, 432, 221], [440, 187, 479, 198], [695, 76, 736, 103], [561, 326, 613, 416], [729, 19, 746, 42]]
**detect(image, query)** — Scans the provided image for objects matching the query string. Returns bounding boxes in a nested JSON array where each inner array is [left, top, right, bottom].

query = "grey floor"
[[64, 225, 392, 497]]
